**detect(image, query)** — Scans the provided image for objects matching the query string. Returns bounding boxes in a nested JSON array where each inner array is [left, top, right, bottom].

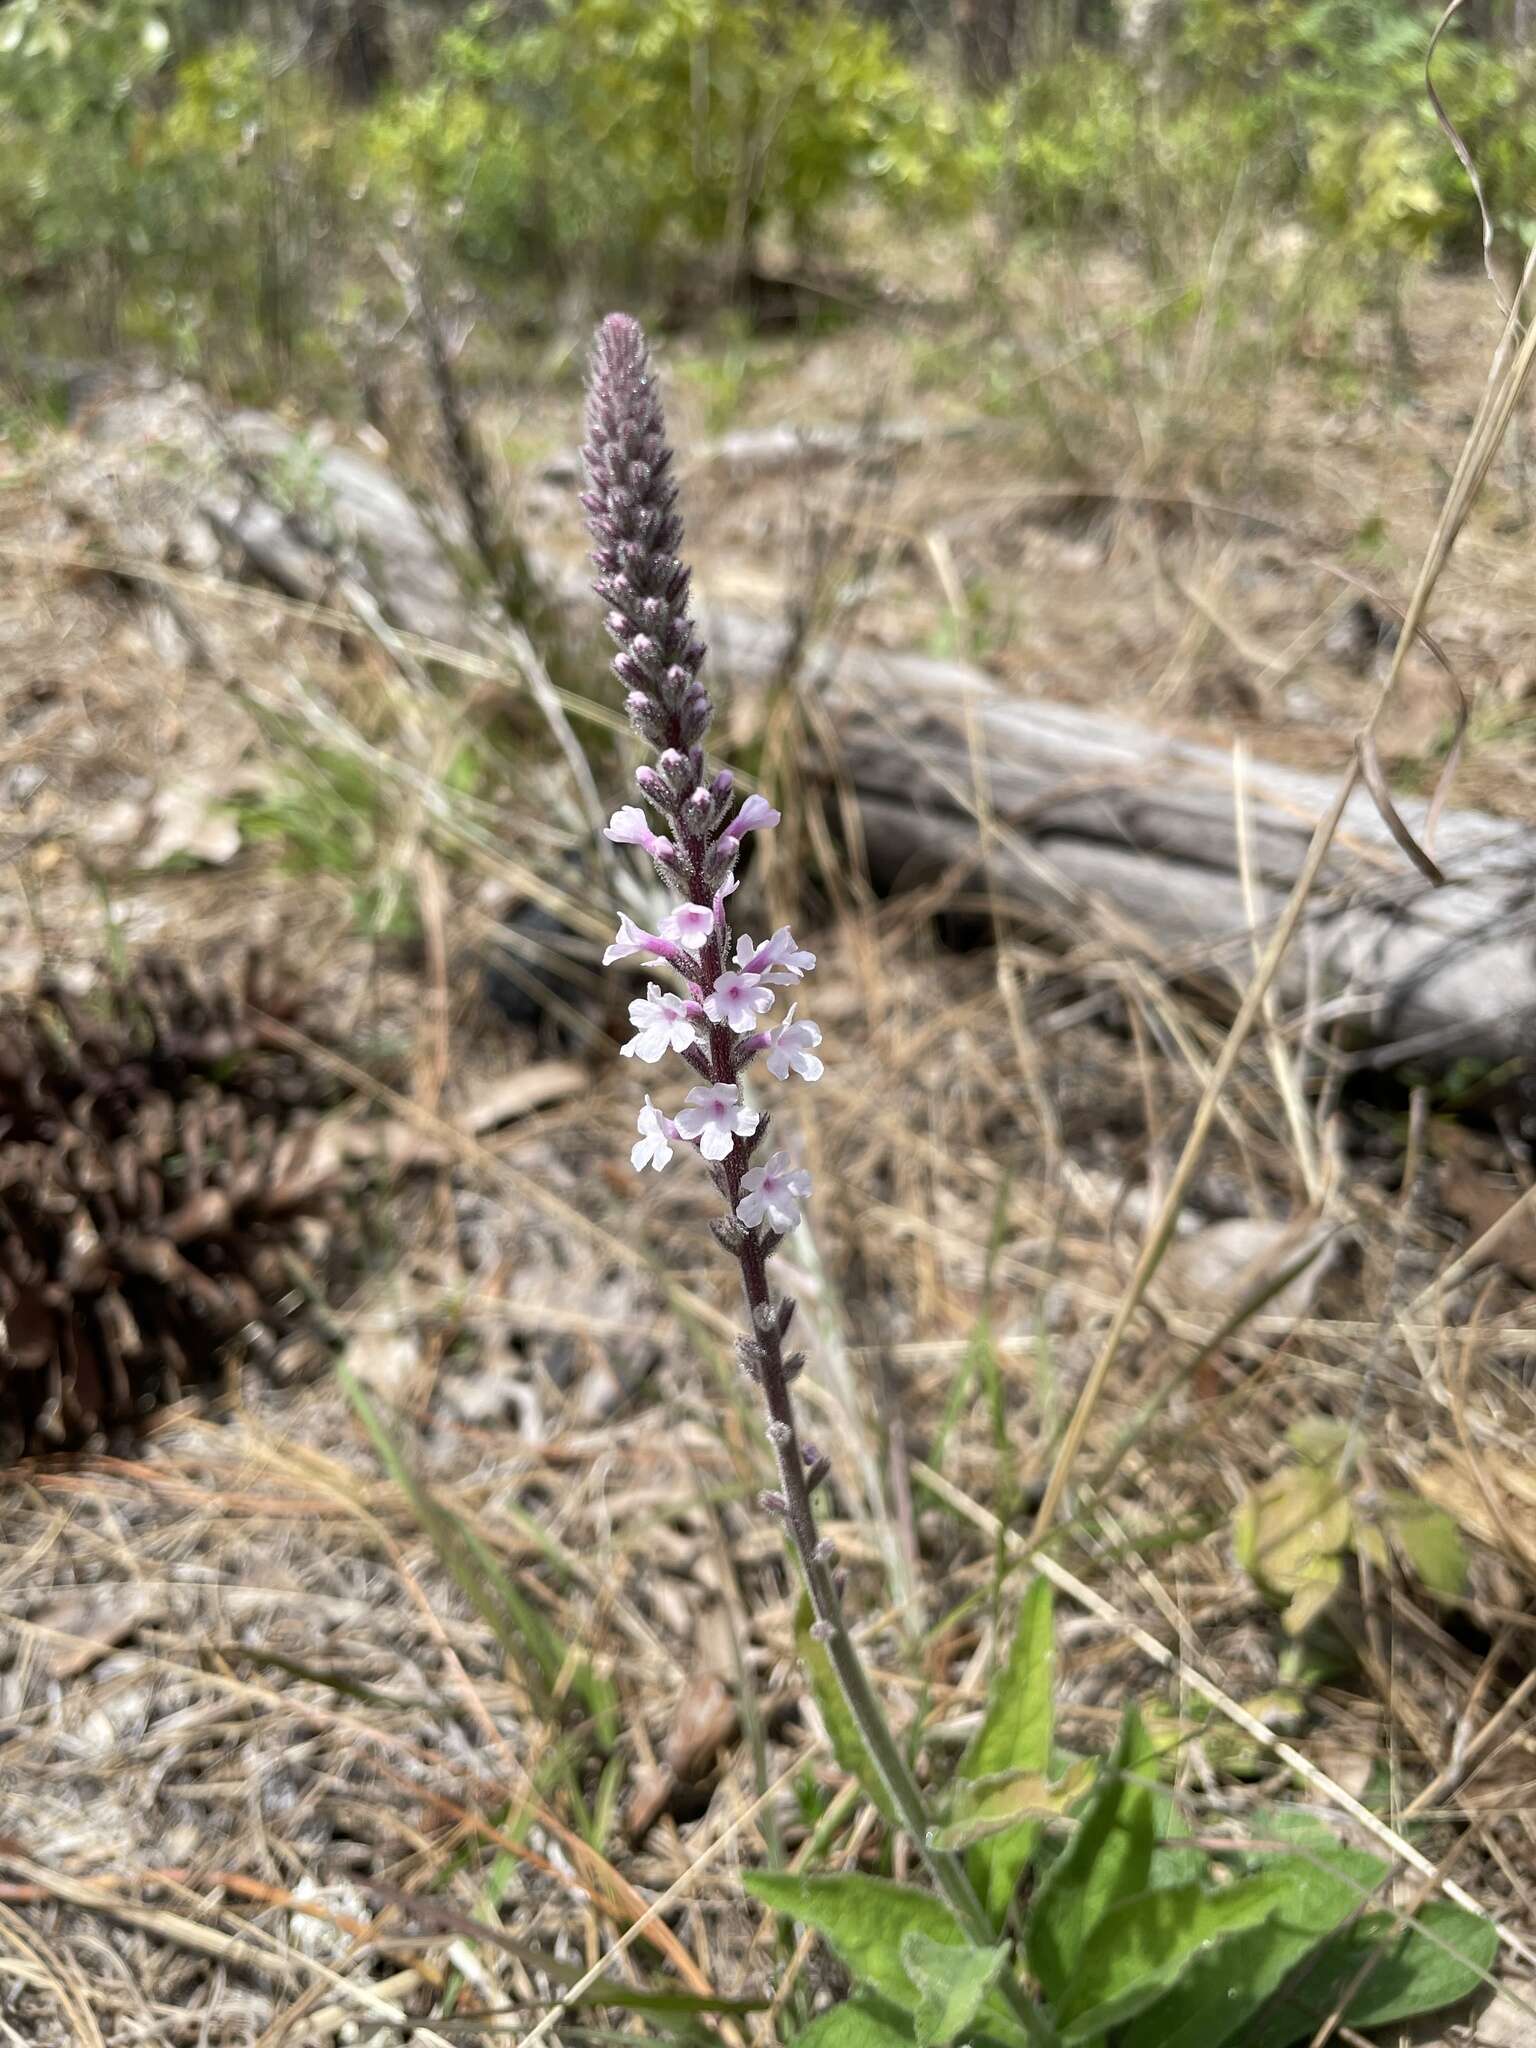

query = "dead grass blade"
[[1031, 770, 1356, 1538], [511, 1754, 810, 2048]]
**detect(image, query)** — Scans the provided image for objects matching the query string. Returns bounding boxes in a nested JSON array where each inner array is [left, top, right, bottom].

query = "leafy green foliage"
[[10, 0, 1536, 401], [765, 1582, 1496, 2048], [900, 1932, 1009, 2047], [1234, 1418, 1468, 1650], [363, 0, 966, 298], [1025, 1709, 1157, 2000], [743, 1874, 971, 2017], [955, 1576, 1057, 1925]]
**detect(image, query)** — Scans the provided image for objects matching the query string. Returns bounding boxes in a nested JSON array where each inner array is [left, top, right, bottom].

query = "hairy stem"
[[731, 1220, 1001, 1952]]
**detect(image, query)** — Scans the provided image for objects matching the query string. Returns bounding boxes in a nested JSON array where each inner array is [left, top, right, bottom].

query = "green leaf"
[[790, 1999, 916, 2048], [901, 1932, 1009, 2047], [1114, 1839, 1380, 2048], [1381, 1491, 1468, 1600], [1234, 1461, 1352, 1636], [934, 1761, 1096, 1854], [958, 1578, 1055, 1926], [1055, 1874, 1294, 2037], [1024, 1708, 1156, 2002], [1244, 1899, 1498, 2048], [744, 1874, 966, 2014], [796, 1595, 898, 1827]]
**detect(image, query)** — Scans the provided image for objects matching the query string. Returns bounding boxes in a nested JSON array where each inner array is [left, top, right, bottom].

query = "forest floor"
[[0, 252, 1534, 2045]]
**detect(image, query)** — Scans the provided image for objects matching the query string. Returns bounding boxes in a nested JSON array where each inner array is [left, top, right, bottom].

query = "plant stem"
[[734, 1233, 997, 1945]]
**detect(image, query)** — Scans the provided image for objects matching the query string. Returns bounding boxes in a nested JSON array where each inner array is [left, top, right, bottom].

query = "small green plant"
[[234, 729, 487, 941], [1234, 1417, 1466, 1680], [756, 1580, 1495, 2048]]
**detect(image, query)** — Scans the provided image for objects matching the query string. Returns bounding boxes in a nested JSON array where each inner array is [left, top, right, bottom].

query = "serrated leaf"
[[1024, 1709, 1156, 2002], [1244, 1899, 1498, 2048], [796, 1595, 898, 1827], [790, 1999, 916, 2048], [957, 1578, 1055, 1927], [744, 1874, 966, 2014], [1055, 1874, 1292, 2036], [901, 1931, 1009, 2047], [1381, 1491, 1467, 1599]]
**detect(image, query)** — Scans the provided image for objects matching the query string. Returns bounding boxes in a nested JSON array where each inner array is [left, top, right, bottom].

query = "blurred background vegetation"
[[5, 0, 1536, 407]]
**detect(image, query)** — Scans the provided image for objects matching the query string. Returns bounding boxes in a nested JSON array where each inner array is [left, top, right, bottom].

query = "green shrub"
[[362, 0, 970, 298], [1, 7, 361, 389]]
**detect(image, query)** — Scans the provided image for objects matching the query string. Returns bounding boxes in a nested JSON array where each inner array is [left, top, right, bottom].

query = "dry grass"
[[0, 253, 1534, 2044]]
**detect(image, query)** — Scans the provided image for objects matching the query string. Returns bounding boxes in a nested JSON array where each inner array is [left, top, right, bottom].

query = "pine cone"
[[0, 956, 346, 1458]]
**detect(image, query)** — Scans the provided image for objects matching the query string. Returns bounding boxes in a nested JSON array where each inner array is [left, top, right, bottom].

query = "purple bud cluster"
[[582, 314, 712, 757], [584, 315, 821, 1247]]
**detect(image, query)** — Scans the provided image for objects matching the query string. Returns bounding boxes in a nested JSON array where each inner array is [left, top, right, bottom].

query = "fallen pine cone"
[[0, 954, 349, 1458]]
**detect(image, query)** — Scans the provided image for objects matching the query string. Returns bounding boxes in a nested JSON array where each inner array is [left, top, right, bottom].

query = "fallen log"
[[66, 383, 1536, 1072], [691, 604, 1536, 1068]]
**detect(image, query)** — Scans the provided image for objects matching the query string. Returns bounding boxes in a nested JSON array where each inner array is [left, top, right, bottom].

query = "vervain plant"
[[581, 314, 1499, 2048]]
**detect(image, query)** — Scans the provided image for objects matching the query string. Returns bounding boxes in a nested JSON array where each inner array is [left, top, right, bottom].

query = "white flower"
[[674, 1083, 759, 1162], [622, 984, 697, 1062], [632, 1095, 675, 1173], [703, 969, 774, 1034], [763, 1004, 823, 1082], [736, 926, 816, 986], [660, 901, 715, 948], [721, 793, 781, 844], [604, 913, 668, 966], [737, 1152, 812, 1235], [604, 805, 671, 858]]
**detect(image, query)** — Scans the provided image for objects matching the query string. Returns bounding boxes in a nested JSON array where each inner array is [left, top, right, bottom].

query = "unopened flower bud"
[[735, 1335, 764, 1381]]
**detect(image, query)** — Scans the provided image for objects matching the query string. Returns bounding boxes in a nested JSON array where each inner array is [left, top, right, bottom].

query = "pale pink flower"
[[704, 969, 774, 1035], [604, 805, 672, 859], [632, 1095, 675, 1173], [622, 985, 697, 1062], [736, 926, 816, 986], [737, 1152, 813, 1234], [604, 913, 673, 967], [763, 1005, 823, 1082], [675, 1083, 760, 1162], [721, 793, 781, 845], [660, 902, 716, 948]]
